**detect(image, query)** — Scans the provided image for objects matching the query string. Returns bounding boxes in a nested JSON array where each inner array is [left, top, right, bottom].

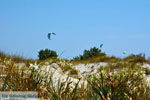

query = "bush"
[[38, 49, 58, 60], [73, 47, 106, 60]]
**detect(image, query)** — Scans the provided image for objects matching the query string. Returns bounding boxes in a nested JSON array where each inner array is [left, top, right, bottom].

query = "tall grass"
[[0, 51, 34, 65], [88, 70, 150, 100]]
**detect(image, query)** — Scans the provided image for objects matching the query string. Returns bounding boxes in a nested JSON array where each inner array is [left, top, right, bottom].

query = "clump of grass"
[[144, 68, 150, 75], [97, 66, 110, 73], [69, 69, 78, 75], [87, 70, 150, 100], [40, 76, 83, 99], [0, 65, 39, 91], [60, 65, 78, 76], [61, 65, 72, 72], [0, 51, 7, 60]]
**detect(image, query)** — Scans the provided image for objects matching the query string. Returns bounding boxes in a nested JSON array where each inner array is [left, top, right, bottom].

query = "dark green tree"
[[38, 49, 58, 60], [82, 47, 105, 59], [73, 47, 106, 60]]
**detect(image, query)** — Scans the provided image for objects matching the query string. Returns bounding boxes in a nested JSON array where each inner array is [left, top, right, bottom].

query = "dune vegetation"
[[0, 48, 150, 100]]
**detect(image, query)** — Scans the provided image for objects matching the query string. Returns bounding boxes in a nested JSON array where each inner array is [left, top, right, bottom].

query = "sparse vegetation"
[[0, 51, 34, 65], [124, 53, 147, 63], [60, 65, 78, 75], [71, 55, 121, 65], [61, 65, 72, 72]]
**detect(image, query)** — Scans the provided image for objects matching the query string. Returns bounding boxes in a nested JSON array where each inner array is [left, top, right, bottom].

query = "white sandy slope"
[[0, 61, 150, 89], [29, 62, 150, 88]]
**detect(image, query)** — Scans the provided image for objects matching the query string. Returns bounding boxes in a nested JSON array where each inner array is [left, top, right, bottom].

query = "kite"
[[123, 51, 127, 54], [47, 32, 56, 40], [100, 44, 103, 48]]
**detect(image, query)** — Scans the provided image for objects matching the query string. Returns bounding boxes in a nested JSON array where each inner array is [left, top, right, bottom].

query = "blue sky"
[[0, 0, 150, 59]]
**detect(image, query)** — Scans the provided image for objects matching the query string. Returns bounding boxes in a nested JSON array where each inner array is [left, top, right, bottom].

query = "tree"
[[73, 47, 106, 60], [38, 49, 58, 60]]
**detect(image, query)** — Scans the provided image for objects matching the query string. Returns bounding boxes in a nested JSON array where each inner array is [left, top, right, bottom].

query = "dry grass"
[[71, 55, 121, 65]]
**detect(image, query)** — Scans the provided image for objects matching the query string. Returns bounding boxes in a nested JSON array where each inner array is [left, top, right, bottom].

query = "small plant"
[[38, 49, 58, 60], [61, 65, 72, 72], [69, 69, 78, 75], [145, 68, 150, 75], [0, 51, 7, 60]]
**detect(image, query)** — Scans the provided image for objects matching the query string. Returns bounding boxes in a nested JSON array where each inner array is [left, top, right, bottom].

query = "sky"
[[0, 0, 150, 59]]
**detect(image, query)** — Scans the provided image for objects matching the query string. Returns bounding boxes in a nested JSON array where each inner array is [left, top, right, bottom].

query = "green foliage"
[[38, 49, 58, 60], [73, 47, 106, 60]]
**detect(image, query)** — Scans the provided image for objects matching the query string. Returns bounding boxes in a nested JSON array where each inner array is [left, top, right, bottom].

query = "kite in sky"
[[123, 51, 127, 54], [100, 44, 103, 48], [47, 32, 56, 40]]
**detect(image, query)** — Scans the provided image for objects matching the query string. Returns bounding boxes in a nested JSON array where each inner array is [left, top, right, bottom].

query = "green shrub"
[[73, 47, 106, 60], [38, 49, 58, 60]]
